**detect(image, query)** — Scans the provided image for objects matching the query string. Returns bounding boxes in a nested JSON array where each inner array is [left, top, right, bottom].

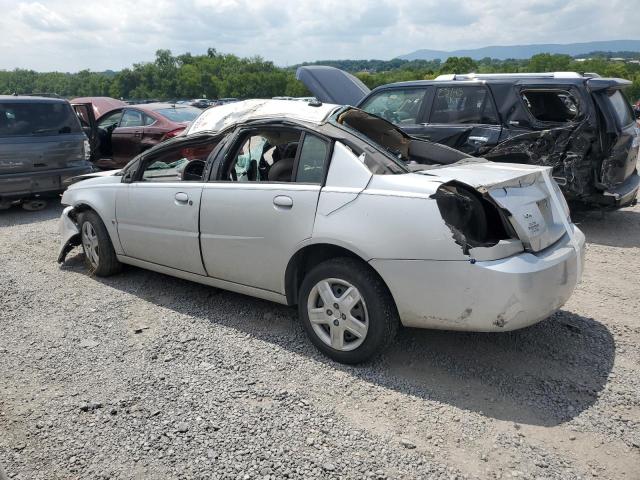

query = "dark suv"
[[1, 96, 92, 210], [298, 67, 640, 207]]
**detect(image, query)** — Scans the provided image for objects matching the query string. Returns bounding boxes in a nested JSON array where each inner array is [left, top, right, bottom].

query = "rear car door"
[[421, 84, 502, 154], [359, 87, 431, 139], [200, 126, 330, 293], [115, 136, 220, 274], [111, 108, 148, 167]]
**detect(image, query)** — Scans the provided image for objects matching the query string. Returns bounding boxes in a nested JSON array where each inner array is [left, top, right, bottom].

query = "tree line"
[[1, 48, 639, 102]]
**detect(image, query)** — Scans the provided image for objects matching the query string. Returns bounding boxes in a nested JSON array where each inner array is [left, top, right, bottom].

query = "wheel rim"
[[307, 278, 369, 352], [81, 221, 99, 268]]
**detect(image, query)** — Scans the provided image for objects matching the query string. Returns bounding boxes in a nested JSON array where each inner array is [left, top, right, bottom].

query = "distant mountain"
[[398, 40, 640, 61]]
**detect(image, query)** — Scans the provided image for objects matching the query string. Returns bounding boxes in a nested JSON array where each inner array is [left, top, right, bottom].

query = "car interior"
[[521, 89, 580, 123], [224, 129, 302, 182], [430, 86, 498, 125], [139, 141, 218, 182]]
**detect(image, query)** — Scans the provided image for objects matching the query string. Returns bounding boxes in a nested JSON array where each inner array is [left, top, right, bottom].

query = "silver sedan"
[[58, 99, 585, 363]]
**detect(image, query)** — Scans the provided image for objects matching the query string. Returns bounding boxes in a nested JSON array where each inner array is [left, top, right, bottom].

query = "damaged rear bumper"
[[594, 172, 640, 208], [58, 206, 80, 263], [370, 225, 585, 332]]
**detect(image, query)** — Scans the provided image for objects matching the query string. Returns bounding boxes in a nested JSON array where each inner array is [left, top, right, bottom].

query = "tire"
[[77, 210, 122, 277], [22, 199, 47, 211], [298, 257, 399, 364]]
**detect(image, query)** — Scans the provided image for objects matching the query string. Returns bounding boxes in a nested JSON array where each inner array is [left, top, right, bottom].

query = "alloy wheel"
[[81, 221, 100, 268]]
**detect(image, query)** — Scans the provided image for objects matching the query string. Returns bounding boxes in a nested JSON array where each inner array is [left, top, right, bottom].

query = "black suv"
[[298, 67, 640, 208]]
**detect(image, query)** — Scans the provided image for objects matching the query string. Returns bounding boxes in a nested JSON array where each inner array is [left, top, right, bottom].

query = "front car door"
[[421, 84, 502, 155], [115, 136, 221, 274], [71, 102, 98, 161], [112, 108, 150, 167], [359, 87, 431, 139], [200, 126, 330, 293]]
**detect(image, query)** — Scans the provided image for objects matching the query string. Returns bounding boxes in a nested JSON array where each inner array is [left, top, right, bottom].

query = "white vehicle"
[[58, 99, 585, 363]]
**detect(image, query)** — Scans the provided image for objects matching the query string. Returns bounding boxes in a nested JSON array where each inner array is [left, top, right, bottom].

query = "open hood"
[[296, 66, 370, 106]]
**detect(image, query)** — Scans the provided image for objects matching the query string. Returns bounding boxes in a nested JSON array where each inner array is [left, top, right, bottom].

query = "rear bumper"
[[0, 165, 93, 202], [590, 171, 639, 208], [370, 225, 585, 332]]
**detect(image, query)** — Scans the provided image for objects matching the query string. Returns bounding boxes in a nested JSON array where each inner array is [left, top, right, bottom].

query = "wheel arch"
[[284, 241, 396, 309]]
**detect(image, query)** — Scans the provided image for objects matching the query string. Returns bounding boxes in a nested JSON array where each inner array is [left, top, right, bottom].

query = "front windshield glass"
[[155, 107, 201, 123]]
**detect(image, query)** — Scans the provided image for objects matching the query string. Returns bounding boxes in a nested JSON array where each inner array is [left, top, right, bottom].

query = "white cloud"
[[0, 0, 636, 71]]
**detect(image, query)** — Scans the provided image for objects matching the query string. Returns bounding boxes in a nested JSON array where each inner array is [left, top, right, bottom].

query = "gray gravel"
[[1, 200, 639, 479]]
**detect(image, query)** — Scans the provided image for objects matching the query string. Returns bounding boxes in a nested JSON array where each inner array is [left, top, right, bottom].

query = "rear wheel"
[[78, 210, 122, 276], [298, 257, 399, 364]]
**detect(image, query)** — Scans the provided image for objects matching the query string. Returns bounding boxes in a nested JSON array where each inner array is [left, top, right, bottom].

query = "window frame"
[[359, 87, 430, 125], [212, 125, 333, 185], [126, 134, 224, 184], [119, 108, 146, 128], [428, 85, 499, 125], [518, 87, 582, 127]]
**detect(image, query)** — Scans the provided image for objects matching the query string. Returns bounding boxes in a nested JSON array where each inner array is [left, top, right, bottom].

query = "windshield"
[[0, 101, 82, 137], [154, 106, 201, 123], [607, 90, 634, 127]]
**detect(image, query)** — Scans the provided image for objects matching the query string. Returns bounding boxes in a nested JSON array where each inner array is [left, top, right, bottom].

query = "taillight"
[[162, 128, 185, 140], [433, 182, 511, 253]]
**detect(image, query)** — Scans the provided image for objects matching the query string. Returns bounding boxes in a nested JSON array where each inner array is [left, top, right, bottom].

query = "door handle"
[[273, 195, 293, 208], [134, 131, 142, 138], [175, 192, 189, 204], [468, 135, 489, 143]]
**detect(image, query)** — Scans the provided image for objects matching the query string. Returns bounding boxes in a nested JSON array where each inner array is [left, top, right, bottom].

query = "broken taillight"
[[433, 182, 511, 254]]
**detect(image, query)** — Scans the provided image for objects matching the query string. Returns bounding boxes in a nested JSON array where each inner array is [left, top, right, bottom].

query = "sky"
[[0, 0, 637, 72]]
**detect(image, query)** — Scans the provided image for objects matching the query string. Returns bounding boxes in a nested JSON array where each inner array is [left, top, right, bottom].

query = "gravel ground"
[[1, 199, 639, 480]]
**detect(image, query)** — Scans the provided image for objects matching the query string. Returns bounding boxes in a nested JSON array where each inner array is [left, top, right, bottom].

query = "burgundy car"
[[71, 98, 202, 169]]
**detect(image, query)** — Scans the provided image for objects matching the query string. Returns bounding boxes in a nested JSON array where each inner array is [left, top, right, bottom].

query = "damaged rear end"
[[372, 162, 585, 332]]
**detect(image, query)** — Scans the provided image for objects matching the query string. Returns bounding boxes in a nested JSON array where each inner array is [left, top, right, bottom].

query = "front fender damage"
[[58, 206, 80, 263]]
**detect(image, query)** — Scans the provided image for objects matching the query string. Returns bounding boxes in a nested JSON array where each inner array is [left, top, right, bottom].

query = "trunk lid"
[[296, 66, 370, 105], [417, 162, 570, 252]]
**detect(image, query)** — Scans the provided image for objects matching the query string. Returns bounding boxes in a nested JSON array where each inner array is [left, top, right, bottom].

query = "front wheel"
[[78, 210, 122, 277], [298, 257, 399, 364]]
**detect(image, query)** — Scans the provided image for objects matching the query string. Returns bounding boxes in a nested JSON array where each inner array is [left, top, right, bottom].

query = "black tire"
[[77, 210, 122, 277], [298, 257, 399, 364]]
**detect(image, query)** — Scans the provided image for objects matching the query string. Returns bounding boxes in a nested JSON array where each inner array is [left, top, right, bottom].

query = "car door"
[[111, 108, 146, 167], [421, 84, 502, 155], [358, 87, 431, 139], [115, 136, 221, 275], [71, 102, 98, 161], [200, 127, 330, 293]]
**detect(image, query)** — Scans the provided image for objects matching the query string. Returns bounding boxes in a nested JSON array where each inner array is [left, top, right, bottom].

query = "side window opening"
[[360, 88, 427, 125], [223, 129, 303, 182], [120, 110, 144, 128], [430, 86, 498, 125], [139, 141, 218, 182], [521, 89, 580, 123]]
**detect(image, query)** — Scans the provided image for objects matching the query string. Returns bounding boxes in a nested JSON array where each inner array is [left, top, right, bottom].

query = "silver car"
[[58, 99, 586, 363]]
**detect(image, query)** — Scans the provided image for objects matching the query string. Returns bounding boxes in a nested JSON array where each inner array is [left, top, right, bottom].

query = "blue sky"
[[0, 0, 636, 71]]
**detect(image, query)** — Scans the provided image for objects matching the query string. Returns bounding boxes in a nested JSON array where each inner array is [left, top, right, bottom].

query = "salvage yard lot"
[[1, 201, 639, 479]]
